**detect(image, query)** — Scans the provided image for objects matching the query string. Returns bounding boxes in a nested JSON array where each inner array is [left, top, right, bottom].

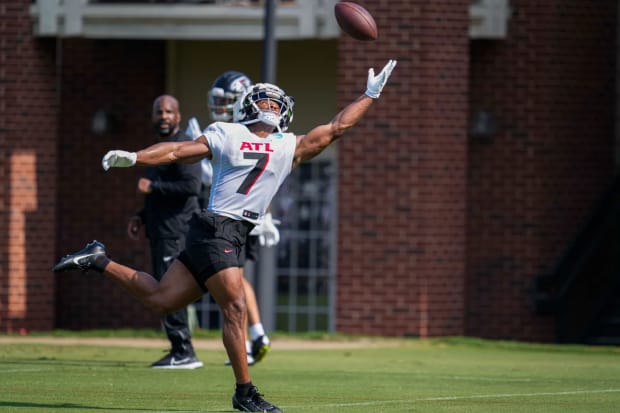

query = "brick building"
[[0, 0, 617, 343]]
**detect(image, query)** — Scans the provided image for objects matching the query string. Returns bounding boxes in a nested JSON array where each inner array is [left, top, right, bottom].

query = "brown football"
[[334, 2, 378, 41]]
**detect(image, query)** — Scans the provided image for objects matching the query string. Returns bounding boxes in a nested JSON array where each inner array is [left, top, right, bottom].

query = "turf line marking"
[[0, 368, 50, 373], [420, 388, 620, 401], [438, 375, 535, 382], [300, 388, 620, 408]]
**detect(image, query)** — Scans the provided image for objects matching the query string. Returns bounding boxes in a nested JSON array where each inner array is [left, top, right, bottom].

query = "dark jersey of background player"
[[132, 95, 203, 369], [139, 129, 201, 240]]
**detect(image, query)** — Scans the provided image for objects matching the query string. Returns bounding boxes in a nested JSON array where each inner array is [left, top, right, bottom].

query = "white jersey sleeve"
[[204, 122, 296, 224], [200, 158, 213, 186], [198, 126, 213, 186]]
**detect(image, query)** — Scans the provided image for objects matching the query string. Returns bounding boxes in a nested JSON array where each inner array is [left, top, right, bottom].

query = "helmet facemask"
[[233, 83, 294, 132], [208, 89, 238, 121]]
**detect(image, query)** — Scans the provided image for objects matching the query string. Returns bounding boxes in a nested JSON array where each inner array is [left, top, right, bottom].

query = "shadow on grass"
[[0, 401, 187, 411], [0, 357, 146, 369]]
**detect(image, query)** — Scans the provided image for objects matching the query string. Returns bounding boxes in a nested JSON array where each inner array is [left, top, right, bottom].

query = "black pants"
[[150, 237, 194, 356]]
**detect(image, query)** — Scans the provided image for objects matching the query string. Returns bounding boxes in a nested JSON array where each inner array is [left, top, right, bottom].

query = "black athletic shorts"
[[243, 235, 260, 262], [178, 210, 254, 292]]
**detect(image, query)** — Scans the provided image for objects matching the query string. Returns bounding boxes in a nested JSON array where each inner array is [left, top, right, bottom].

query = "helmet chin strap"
[[241, 115, 282, 133], [257, 111, 282, 132]]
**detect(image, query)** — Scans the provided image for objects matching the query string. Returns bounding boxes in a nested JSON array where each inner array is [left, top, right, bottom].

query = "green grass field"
[[1, 335, 619, 412]]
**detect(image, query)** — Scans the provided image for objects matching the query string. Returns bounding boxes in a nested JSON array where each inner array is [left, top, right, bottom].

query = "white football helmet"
[[208, 71, 254, 122], [233, 83, 294, 132]]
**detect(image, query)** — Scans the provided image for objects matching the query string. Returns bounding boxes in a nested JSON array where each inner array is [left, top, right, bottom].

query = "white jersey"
[[185, 116, 214, 185], [202, 122, 296, 224]]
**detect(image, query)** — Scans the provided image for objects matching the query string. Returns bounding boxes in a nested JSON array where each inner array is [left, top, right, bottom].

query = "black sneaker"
[[251, 335, 271, 363], [232, 386, 282, 412], [52, 241, 107, 272], [150, 352, 204, 369]]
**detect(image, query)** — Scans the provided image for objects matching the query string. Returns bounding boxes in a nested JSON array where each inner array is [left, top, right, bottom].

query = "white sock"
[[249, 323, 266, 341], [245, 340, 252, 354]]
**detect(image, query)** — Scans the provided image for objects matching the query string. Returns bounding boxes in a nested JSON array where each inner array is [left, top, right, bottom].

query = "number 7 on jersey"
[[236, 152, 269, 195]]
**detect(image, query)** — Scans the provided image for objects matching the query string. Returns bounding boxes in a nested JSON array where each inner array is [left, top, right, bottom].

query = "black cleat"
[[53, 240, 107, 273], [232, 386, 282, 412], [150, 352, 204, 369]]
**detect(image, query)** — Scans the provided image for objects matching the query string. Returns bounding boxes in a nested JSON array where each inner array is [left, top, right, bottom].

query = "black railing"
[[533, 172, 620, 343]]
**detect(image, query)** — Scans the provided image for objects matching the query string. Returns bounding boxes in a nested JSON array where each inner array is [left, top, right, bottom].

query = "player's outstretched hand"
[[365, 59, 397, 99], [102, 150, 137, 171], [250, 212, 281, 247]]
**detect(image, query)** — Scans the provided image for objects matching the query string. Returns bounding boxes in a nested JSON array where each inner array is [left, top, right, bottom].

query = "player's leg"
[[53, 240, 203, 315], [224, 268, 257, 366], [225, 272, 256, 366], [242, 276, 270, 362], [243, 276, 260, 328], [224, 272, 262, 366], [206, 267, 249, 382], [103, 259, 203, 314], [150, 238, 202, 369], [242, 236, 271, 362], [207, 266, 281, 413]]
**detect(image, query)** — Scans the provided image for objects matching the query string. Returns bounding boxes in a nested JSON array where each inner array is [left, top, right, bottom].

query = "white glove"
[[102, 150, 137, 171], [250, 212, 281, 247], [365, 59, 397, 99]]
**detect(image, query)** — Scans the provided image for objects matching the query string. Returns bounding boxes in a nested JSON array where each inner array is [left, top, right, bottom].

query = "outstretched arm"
[[135, 138, 210, 166], [292, 59, 396, 169], [102, 135, 211, 170]]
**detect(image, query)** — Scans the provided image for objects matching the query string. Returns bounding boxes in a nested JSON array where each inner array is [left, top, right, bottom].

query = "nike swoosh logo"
[[163, 256, 174, 262], [171, 357, 191, 366], [224, 248, 233, 254], [71, 253, 96, 265]]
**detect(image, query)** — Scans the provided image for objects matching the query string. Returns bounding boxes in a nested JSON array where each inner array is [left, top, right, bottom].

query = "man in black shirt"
[[127, 94, 203, 369]]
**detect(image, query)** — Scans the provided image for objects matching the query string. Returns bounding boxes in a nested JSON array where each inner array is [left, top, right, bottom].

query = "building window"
[[272, 159, 337, 332]]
